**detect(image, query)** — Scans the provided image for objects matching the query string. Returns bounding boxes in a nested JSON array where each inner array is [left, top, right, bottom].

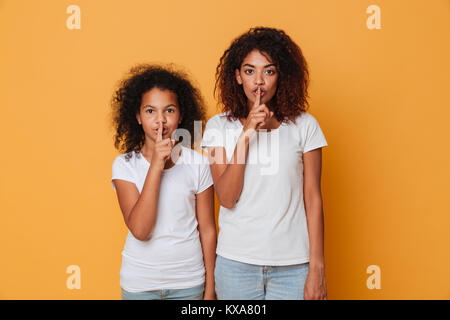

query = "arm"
[[206, 132, 250, 209], [302, 147, 328, 300], [207, 88, 272, 209], [113, 128, 175, 241], [195, 185, 217, 299], [112, 162, 163, 241]]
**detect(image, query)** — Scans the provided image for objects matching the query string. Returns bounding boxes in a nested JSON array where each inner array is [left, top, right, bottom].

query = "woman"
[[201, 27, 328, 300]]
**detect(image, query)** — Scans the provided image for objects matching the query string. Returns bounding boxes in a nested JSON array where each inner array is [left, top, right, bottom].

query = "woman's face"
[[136, 87, 182, 143], [235, 49, 278, 109]]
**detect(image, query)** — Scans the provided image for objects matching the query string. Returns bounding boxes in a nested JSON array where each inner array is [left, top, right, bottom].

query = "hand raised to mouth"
[[242, 86, 274, 135], [152, 123, 176, 171]]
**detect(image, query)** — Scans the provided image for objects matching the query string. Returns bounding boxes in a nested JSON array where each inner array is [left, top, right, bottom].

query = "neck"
[[140, 138, 155, 158]]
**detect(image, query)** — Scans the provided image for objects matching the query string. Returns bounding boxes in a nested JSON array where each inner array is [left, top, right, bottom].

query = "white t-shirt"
[[200, 111, 328, 266], [111, 145, 213, 292]]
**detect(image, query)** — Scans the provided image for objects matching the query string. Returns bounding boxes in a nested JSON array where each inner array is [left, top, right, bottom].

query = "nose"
[[254, 71, 265, 86], [156, 111, 167, 126]]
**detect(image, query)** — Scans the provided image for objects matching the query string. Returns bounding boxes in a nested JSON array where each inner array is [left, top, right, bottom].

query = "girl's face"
[[235, 49, 278, 109], [136, 87, 182, 144]]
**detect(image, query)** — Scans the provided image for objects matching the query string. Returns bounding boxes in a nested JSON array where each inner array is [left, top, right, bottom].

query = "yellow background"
[[1, 0, 449, 299]]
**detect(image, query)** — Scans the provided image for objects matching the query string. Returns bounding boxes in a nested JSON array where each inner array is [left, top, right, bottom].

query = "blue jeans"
[[121, 283, 204, 300], [215, 255, 309, 300]]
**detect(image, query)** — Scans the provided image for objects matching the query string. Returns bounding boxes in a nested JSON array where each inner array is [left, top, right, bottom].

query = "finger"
[[156, 124, 163, 142], [261, 107, 272, 121], [253, 118, 267, 125], [253, 104, 270, 118], [158, 148, 172, 156], [253, 118, 267, 128], [255, 116, 267, 127], [252, 86, 261, 109], [158, 138, 172, 147], [165, 138, 173, 147], [251, 112, 269, 118], [253, 104, 268, 112]]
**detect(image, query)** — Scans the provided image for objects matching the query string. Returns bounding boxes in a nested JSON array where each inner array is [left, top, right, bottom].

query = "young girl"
[[201, 27, 328, 300], [111, 64, 216, 300]]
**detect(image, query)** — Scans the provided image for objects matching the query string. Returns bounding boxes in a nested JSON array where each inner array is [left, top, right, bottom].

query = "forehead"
[[241, 49, 274, 66], [141, 87, 178, 106]]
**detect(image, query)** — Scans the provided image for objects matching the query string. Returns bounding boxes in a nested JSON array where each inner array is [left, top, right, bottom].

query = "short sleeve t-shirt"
[[111, 145, 213, 292], [200, 111, 328, 266]]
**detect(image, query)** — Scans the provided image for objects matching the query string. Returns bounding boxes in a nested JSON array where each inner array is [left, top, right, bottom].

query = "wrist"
[[240, 129, 255, 143], [204, 287, 215, 296], [309, 261, 325, 272], [150, 160, 165, 172]]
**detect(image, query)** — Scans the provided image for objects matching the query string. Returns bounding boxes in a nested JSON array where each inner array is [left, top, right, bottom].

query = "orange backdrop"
[[1, 0, 449, 299]]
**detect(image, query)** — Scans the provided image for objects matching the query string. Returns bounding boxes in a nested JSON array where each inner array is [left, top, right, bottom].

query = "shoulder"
[[112, 151, 141, 171], [205, 111, 238, 128], [112, 153, 127, 166], [290, 112, 323, 134], [180, 146, 210, 166], [179, 147, 212, 190], [292, 111, 319, 127], [207, 111, 228, 122]]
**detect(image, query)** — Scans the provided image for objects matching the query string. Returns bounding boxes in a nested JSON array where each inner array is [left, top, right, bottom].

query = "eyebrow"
[[242, 63, 276, 68], [143, 104, 177, 109]]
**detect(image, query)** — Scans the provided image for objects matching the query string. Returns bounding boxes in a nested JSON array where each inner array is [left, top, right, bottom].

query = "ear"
[[136, 113, 141, 125], [235, 68, 243, 85]]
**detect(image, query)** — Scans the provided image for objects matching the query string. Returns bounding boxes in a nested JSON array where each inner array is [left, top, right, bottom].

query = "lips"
[[154, 127, 168, 135], [253, 88, 265, 96]]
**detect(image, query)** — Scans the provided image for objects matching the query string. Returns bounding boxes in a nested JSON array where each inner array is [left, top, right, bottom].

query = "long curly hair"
[[215, 27, 310, 123], [111, 64, 206, 160]]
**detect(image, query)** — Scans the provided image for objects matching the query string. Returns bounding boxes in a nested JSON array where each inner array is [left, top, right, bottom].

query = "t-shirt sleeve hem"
[[200, 114, 226, 150], [200, 144, 225, 151], [303, 143, 328, 153], [111, 177, 136, 192], [195, 181, 214, 195]]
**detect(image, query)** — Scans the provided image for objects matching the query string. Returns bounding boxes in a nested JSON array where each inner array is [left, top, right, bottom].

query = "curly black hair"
[[215, 27, 310, 123], [111, 64, 206, 160]]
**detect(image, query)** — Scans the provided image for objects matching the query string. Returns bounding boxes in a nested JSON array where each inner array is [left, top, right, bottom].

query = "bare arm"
[[206, 133, 249, 209], [113, 125, 175, 241], [207, 87, 272, 209], [195, 185, 217, 299], [112, 162, 163, 241], [302, 147, 327, 300]]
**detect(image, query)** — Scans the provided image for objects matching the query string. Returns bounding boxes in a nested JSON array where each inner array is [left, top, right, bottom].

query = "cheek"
[[242, 80, 253, 94], [141, 120, 153, 132], [268, 75, 278, 88], [141, 123, 155, 139], [268, 79, 278, 95], [168, 112, 181, 125]]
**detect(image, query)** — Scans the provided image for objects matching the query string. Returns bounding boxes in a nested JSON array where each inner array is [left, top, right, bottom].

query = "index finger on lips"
[[252, 86, 261, 110], [156, 124, 163, 142]]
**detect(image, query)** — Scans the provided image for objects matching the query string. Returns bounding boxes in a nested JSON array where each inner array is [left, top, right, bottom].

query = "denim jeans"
[[121, 283, 204, 300], [215, 255, 309, 300]]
